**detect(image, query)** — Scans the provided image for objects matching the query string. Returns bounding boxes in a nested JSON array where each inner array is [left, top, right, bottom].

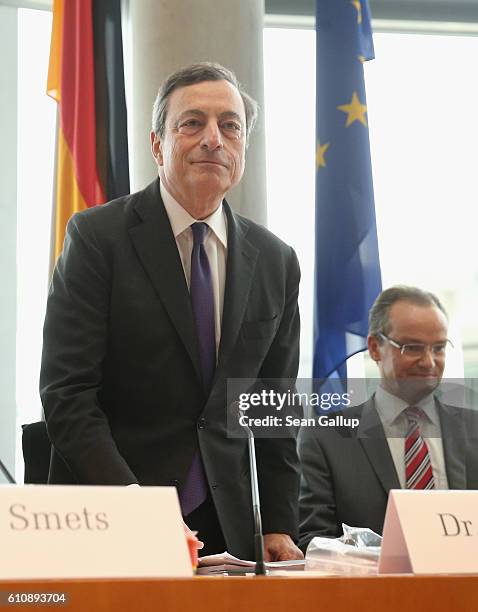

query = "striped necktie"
[[404, 407, 435, 490]]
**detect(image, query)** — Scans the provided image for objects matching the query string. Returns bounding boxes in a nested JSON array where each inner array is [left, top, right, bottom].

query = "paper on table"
[[198, 552, 255, 568], [197, 552, 305, 575]]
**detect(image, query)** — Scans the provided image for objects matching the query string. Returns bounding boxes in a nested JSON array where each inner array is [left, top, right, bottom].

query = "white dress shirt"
[[374, 386, 449, 489], [160, 182, 228, 357]]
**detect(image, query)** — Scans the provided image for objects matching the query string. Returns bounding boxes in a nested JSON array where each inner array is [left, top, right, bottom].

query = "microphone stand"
[[243, 422, 267, 576]]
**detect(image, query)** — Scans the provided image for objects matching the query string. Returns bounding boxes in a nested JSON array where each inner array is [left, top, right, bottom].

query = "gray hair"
[[151, 62, 258, 145], [369, 285, 447, 339]]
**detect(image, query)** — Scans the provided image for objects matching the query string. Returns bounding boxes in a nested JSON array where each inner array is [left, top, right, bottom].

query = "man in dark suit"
[[299, 286, 478, 551], [40, 63, 302, 561]]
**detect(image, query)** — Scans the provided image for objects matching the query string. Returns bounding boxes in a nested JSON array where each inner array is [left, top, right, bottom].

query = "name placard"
[[0, 485, 192, 579], [379, 489, 478, 574]]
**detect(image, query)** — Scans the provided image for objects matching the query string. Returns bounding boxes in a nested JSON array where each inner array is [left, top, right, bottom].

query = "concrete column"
[[0, 5, 17, 480], [128, 0, 267, 225]]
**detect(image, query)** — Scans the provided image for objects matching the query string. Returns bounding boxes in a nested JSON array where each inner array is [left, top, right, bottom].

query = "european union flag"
[[313, 0, 382, 380]]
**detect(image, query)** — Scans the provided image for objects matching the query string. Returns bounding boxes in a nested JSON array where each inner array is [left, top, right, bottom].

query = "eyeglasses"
[[377, 332, 453, 357]]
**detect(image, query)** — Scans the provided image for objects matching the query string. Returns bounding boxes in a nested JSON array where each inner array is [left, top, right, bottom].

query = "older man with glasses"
[[298, 285, 478, 551]]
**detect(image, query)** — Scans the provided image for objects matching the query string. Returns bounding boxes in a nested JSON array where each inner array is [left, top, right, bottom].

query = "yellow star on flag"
[[337, 91, 368, 127], [316, 141, 330, 168], [351, 0, 362, 24]]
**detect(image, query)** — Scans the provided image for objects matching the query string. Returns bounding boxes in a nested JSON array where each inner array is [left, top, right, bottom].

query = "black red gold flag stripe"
[[47, 0, 129, 260]]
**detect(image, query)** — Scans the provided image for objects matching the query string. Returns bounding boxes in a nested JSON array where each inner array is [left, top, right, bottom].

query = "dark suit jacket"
[[298, 396, 478, 551], [40, 179, 301, 559]]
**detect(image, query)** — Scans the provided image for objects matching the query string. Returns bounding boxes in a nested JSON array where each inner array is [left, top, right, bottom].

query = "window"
[[16, 7, 55, 478], [264, 27, 316, 377], [263, 26, 478, 379]]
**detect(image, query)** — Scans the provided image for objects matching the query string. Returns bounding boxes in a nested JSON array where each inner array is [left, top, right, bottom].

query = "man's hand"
[[263, 533, 304, 561]]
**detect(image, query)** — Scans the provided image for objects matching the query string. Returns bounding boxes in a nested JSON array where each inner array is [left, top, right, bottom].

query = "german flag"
[[47, 0, 130, 261]]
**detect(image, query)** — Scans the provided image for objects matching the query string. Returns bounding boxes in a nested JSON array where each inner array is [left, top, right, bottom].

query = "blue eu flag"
[[313, 0, 382, 380]]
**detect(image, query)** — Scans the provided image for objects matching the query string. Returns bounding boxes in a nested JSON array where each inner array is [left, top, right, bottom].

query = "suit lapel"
[[438, 400, 466, 489], [358, 398, 401, 493], [214, 202, 258, 383], [128, 180, 202, 382]]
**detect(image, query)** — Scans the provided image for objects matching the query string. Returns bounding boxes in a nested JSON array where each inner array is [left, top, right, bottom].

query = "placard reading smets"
[[0, 485, 192, 579], [379, 490, 478, 574]]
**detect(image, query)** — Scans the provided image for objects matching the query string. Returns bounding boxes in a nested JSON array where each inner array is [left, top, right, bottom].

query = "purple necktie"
[[179, 222, 215, 516]]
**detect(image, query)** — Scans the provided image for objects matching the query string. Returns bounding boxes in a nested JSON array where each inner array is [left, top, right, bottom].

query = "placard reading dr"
[[0, 485, 192, 579], [379, 489, 478, 574]]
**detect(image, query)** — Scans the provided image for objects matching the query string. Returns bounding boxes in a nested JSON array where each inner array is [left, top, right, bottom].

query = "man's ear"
[[367, 334, 381, 363], [150, 131, 163, 165]]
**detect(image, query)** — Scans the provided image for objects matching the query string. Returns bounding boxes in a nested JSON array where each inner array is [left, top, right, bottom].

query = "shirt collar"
[[160, 181, 227, 248], [375, 385, 439, 427]]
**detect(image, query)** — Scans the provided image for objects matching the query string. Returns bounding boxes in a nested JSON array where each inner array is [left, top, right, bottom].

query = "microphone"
[[240, 413, 267, 576], [0, 457, 16, 484]]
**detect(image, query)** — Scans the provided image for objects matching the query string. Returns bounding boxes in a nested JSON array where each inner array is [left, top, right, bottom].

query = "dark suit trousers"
[[186, 493, 227, 556]]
